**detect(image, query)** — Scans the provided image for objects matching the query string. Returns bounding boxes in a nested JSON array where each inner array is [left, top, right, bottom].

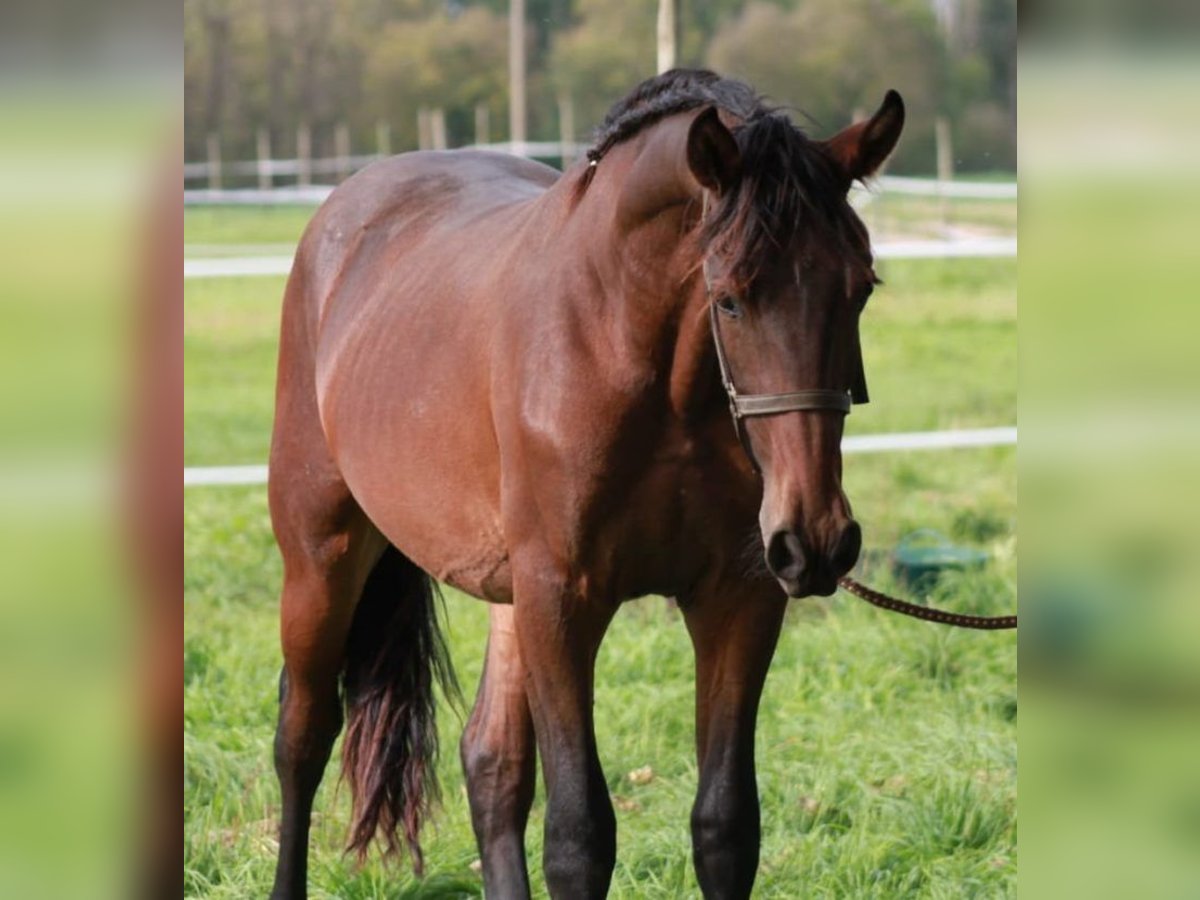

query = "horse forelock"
[[700, 116, 867, 295]]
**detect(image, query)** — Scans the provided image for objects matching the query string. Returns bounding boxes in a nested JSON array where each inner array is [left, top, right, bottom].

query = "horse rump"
[[341, 546, 458, 874]]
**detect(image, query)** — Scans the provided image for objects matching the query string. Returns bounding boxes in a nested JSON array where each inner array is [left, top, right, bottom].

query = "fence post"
[[296, 122, 312, 188], [417, 107, 432, 151], [335, 121, 351, 181], [509, 0, 527, 150], [206, 132, 222, 191], [935, 115, 953, 236], [558, 92, 575, 169], [475, 104, 490, 147], [375, 120, 391, 158], [431, 107, 447, 150], [256, 127, 271, 191], [656, 0, 677, 73]]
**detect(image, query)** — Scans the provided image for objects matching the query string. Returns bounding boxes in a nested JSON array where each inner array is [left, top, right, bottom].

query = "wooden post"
[[557, 92, 575, 169], [335, 121, 351, 181], [206, 132, 222, 191], [509, 0, 527, 151], [656, 0, 677, 74], [296, 122, 312, 187], [256, 126, 271, 191], [375, 120, 391, 158], [935, 115, 953, 235], [431, 107, 447, 150], [417, 107, 432, 151], [475, 104, 490, 147]]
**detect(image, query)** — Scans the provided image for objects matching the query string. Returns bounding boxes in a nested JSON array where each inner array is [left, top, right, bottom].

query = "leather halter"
[[701, 193, 868, 473]]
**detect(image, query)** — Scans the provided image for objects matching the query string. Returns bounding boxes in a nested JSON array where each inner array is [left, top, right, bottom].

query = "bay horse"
[[268, 69, 904, 899]]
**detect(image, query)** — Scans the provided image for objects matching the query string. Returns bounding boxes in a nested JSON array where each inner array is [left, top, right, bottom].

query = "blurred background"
[[1020, 2, 1200, 895], [182, 0, 1016, 182]]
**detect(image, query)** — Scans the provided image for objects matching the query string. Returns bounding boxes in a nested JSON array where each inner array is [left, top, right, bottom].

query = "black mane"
[[585, 69, 864, 293]]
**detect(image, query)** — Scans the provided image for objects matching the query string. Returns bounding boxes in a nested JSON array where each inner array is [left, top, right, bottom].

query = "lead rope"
[[837, 576, 1017, 630]]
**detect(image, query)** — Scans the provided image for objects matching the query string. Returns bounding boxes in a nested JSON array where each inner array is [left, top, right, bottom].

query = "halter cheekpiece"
[[700, 191, 869, 472]]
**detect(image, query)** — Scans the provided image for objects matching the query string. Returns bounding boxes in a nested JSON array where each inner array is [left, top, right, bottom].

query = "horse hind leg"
[[268, 267, 394, 898], [268, 269, 455, 894], [461, 604, 537, 898], [268, 476, 383, 900]]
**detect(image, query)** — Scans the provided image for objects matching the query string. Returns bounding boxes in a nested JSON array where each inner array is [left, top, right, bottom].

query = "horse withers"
[[267, 69, 904, 899]]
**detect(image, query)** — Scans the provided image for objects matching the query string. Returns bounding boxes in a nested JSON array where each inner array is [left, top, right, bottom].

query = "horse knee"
[[691, 805, 758, 861], [461, 728, 532, 825], [461, 728, 503, 785]]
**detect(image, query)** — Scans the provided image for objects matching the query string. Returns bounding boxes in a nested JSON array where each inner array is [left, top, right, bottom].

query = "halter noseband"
[[701, 192, 869, 473]]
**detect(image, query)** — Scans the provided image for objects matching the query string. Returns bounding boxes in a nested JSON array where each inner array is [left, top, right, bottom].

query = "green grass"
[[184, 276, 286, 466], [184, 207, 1016, 897], [181, 195, 1017, 252], [186, 205, 316, 246]]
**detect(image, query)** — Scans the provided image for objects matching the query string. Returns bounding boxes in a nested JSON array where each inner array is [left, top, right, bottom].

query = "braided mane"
[[585, 69, 765, 165]]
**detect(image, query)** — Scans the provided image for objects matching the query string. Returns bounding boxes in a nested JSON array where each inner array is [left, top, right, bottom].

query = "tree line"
[[184, 0, 1015, 176]]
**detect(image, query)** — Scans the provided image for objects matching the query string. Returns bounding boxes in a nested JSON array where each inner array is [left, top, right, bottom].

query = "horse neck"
[[560, 119, 710, 379], [542, 137, 724, 429]]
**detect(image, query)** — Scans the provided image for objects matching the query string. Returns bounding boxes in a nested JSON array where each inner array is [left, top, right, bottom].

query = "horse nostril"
[[831, 520, 862, 576], [765, 530, 807, 581]]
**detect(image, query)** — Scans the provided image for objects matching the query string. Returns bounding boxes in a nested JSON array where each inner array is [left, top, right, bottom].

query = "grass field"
[[184, 206, 1017, 898]]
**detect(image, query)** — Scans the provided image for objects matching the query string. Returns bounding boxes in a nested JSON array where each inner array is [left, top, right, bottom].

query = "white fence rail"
[[183, 236, 1016, 280], [185, 175, 1016, 207], [184, 139, 1016, 206], [185, 427, 1016, 487], [874, 175, 1017, 200]]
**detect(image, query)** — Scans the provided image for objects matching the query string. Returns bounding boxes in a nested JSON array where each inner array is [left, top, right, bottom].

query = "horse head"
[[686, 91, 904, 597]]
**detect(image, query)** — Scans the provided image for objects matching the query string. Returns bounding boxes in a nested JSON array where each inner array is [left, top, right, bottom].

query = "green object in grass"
[[893, 529, 989, 589]]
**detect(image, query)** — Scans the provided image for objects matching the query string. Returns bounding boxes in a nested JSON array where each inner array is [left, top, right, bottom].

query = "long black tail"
[[341, 546, 458, 874]]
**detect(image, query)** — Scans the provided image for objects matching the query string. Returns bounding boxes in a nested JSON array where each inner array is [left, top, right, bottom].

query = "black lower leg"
[[269, 670, 342, 900]]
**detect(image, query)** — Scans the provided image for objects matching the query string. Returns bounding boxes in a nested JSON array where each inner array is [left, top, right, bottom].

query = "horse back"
[[294, 152, 558, 338]]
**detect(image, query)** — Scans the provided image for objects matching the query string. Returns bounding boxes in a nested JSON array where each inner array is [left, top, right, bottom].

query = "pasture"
[[184, 205, 1017, 898]]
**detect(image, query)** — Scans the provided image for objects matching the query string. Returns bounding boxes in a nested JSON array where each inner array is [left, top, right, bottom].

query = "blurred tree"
[[548, 0, 656, 142], [707, 0, 944, 172], [183, 0, 1015, 175], [364, 5, 508, 148]]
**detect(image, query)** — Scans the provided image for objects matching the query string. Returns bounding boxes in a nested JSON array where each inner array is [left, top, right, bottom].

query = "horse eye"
[[716, 295, 742, 318]]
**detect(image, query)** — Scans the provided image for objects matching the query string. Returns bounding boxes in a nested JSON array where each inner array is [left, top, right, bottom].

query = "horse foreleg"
[[513, 564, 617, 900], [461, 604, 537, 899], [681, 580, 787, 900]]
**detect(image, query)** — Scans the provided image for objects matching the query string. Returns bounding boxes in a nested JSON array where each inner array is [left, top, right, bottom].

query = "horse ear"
[[687, 106, 740, 193], [823, 90, 905, 185]]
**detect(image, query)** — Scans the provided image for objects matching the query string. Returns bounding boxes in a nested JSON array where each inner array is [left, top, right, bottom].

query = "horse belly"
[[336, 409, 512, 601], [317, 315, 513, 604]]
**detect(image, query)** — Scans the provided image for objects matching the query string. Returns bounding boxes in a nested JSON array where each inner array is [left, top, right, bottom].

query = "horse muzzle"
[[765, 519, 861, 597]]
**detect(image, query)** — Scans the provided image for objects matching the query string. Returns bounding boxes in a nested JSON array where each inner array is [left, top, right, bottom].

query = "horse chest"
[[566, 436, 758, 601]]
